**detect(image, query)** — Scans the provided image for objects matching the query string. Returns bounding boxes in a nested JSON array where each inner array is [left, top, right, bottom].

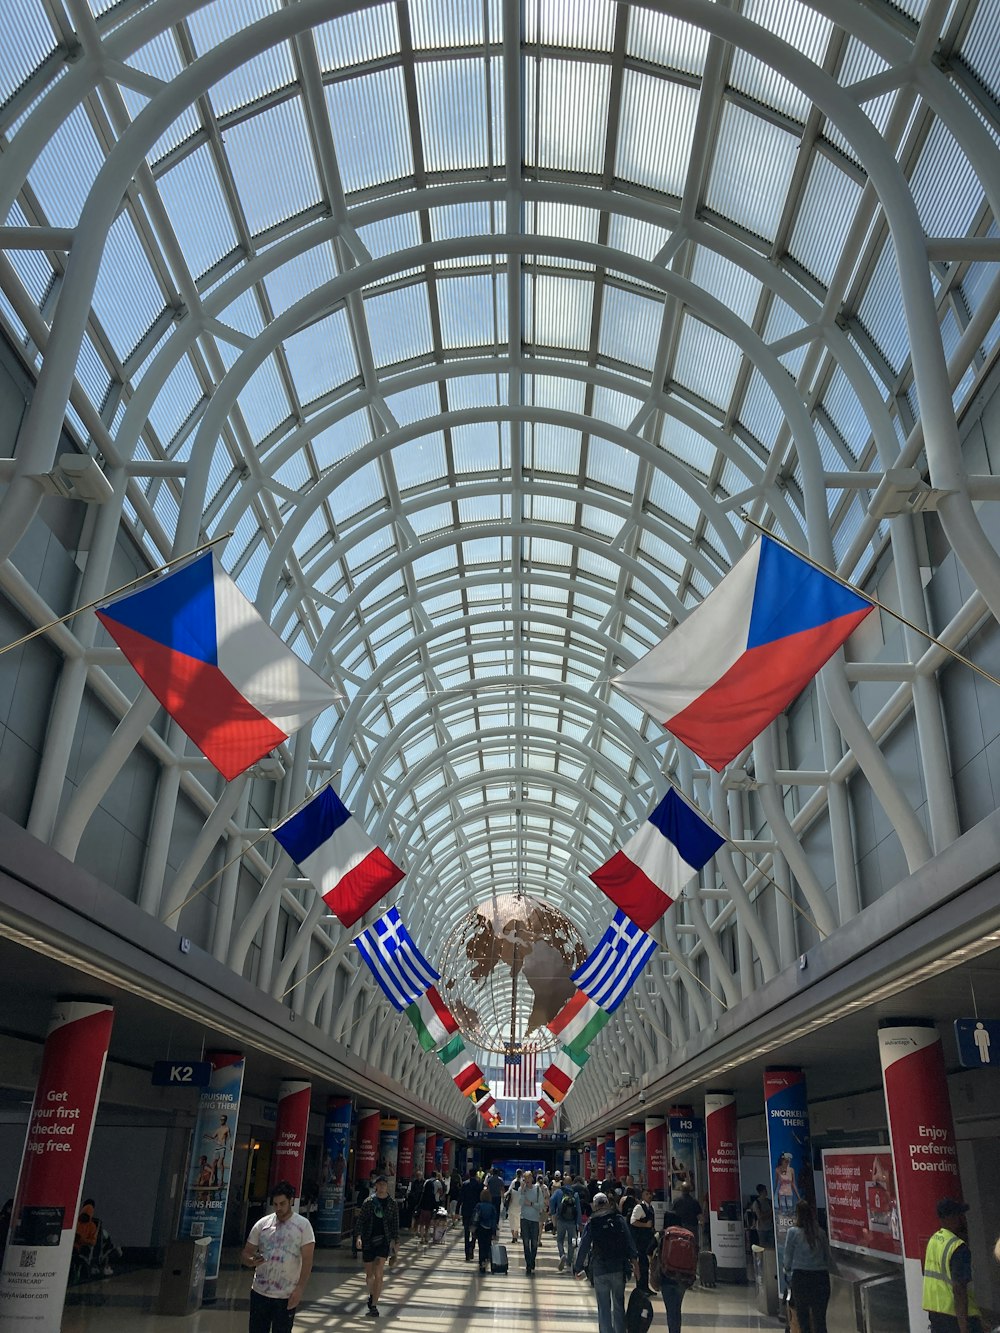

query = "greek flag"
[[570, 909, 657, 1012], [353, 906, 440, 1010]]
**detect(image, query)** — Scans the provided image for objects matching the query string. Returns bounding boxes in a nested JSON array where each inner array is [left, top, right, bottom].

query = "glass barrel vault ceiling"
[[2, 0, 1000, 1092]]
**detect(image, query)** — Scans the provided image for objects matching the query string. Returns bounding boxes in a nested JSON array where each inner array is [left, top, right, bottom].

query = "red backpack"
[[660, 1227, 697, 1286]]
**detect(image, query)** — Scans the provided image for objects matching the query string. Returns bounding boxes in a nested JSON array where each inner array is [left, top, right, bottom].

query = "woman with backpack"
[[652, 1199, 698, 1333]]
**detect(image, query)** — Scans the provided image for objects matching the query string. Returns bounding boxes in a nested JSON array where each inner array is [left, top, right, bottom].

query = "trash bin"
[[752, 1244, 779, 1317], [157, 1237, 211, 1315]]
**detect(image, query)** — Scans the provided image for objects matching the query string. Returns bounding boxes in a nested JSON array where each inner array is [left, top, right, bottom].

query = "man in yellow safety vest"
[[922, 1197, 981, 1333]]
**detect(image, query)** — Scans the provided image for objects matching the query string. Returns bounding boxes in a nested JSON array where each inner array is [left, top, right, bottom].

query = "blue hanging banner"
[[178, 1052, 245, 1292], [317, 1097, 352, 1240]]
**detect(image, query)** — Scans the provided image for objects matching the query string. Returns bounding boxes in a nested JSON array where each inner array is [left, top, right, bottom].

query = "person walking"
[[629, 1187, 656, 1290], [460, 1169, 482, 1261], [518, 1170, 544, 1274], [753, 1184, 774, 1246], [783, 1199, 837, 1333], [922, 1197, 982, 1333], [241, 1180, 315, 1333], [671, 1182, 702, 1247], [657, 1197, 696, 1333], [356, 1175, 399, 1319], [416, 1174, 436, 1245], [574, 1192, 639, 1333], [473, 1187, 499, 1274], [551, 1175, 582, 1272], [504, 1168, 523, 1243]]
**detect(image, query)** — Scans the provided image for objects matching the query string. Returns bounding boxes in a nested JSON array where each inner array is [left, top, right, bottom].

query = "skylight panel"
[[957, 0, 1000, 98], [591, 385, 643, 429], [659, 416, 714, 474], [587, 438, 639, 494], [88, 213, 163, 360], [328, 458, 385, 527], [825, 39, 898, 164], [223, 98, 321, 234], [119, 30, 202, 163], [284, 309, 359, 403], [2, 202, 53, 305], [410, 0, 485, 48], [151, 480, 180, 543], [576, 549, 619, 586], [204, 43, 296, 117], [158, 144, 239, 279], [673, 316, 743, 410], [458, 494, 504, 524], [409, 502, 453, 539], [638, 528, 684, 576], [453, 421, 508, 473], [437, 273, 502, 348], [292, 508, 331, 562], [526, 274, 593, 351], [236, 354, 292, 442], [217, 288, 266, 339], [526, 0, 617, 51], [75, 333, 111, 412], [527, 374, 587, 414], [264, 243, 338, 317], [312, 408, 373, 471], [821, 368, 868, 461], [447, 374, 505, 410], [908, 119, 984, 240], [391, 431, 447, 488], [0, 4, 56, 111], [705, 102, 799, 241], [598, 286, 663, 371], [606, 212, 673, 270], [528, 537, 574, 568], [530, 424, 581, 475], [365, 284, 435, 366], [416, 58, 490, 172], [530, 201, 601, 272], [357, 212, 423, 280], [689, 249, 762, 327], [626, 9, 709, 74], [738, 369, 783, 452], [326, 67, 414, 193], [617, 72, 699, 196], [526, 59, 611, 174], [856, 241, 908, 377], [429, 199, 502, 268], [314, 4, 400, 72], [787, 153, 862, 287], [581, 504, 622, 540], [731, 0, 832, 122], [385, 381, 441, 424], [527, 494, 576, 526], [272, 453, 312, 493], [148, 355, 203, 447], [27, 103, 104, 228]]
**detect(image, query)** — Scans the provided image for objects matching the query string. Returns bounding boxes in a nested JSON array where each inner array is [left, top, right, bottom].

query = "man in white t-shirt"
[[241, 1180, 315, 1332]]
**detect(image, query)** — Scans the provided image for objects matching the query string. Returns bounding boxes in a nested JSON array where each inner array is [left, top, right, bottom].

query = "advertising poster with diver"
[[178, 1052, 245, 1282], [628, 1123, 645, 1184], [821, 1147, 901, 1261], [763, 1067, 813, 1288], [317, 1097, 351, 1240], [668, 1108, 700, 1198], [379, 1118, 399, 1198]]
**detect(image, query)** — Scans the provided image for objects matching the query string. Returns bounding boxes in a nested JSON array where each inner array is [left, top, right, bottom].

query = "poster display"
[[615, 1127, 630, 1180], [0, 1000, 114, 1332], [398, 1123, 415, 1182], [763, 1067, 812, 1293], [628, 1122, 645, 1185], [413, 1127, 427, 1181], [424, 1132, 437, 1179], [317, 1097, 351, 1240], [357, 1107, 380, 1186], [705, 1092, 743, 1275], [822, 1146, 901, 1261], [645, 1116, 667, 1227], [269, 1080, 311, 1203], [379, 1118, 399, 1198], [669, 1107, 699, 1199], [596, 1136, 606, 1179], [178, 1052, 246, 1288], [604, 1132, 616, 1180]]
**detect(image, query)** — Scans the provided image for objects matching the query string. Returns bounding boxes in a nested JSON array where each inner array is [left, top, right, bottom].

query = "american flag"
[[503, 1041, 537, 1098]]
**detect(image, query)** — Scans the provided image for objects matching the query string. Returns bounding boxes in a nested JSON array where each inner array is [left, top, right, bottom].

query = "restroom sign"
[[954, 1018, 1000, 1068]]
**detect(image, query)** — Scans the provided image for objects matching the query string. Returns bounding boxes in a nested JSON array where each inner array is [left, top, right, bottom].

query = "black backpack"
[[590, 1212, 628, 1264], [559, 1191, 577, 1222]]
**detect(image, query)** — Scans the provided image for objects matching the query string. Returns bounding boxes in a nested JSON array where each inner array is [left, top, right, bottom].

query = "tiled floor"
[[63, 1226, 781, 1330]]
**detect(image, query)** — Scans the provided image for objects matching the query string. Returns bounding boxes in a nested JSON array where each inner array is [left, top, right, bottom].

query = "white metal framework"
[[2, 0, 1000, 1128]]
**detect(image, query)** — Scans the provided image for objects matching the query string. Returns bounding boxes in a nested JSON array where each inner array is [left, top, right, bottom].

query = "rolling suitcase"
[[625, 1284, 655, 1333], [490, 1242, 509, 1274], [698, 1248, 717, 1288]]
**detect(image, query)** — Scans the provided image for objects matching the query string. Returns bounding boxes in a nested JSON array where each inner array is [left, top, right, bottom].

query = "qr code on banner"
[[19, 1250, 37, 1269]]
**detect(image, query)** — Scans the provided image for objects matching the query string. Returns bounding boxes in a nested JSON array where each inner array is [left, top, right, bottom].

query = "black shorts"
[[362, 1240, 390, 1263]]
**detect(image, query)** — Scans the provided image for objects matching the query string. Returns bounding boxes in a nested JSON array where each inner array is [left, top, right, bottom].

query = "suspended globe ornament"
[[438, 892, 588, 1055]]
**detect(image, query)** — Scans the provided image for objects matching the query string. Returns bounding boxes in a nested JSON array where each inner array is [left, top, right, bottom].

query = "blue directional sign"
[[151, 1059, 213, 1087], [954, 1019, 1000, 1068]]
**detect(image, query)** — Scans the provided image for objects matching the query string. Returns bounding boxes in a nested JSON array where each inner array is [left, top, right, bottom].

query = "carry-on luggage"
[[433, 1208, 449, 1243], [625, 1284, 655, 1333], [698, 1248, 717, 1287], [490, 1241, 509, 1273]]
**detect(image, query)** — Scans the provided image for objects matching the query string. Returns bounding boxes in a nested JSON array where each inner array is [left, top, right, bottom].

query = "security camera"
[[638, 1089, 646, 1105]]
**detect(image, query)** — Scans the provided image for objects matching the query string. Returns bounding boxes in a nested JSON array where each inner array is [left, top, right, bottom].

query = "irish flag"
[[541, 1046, 589, 1103], [404, 986, 459, 1052], [547, 990, 609, 1054]]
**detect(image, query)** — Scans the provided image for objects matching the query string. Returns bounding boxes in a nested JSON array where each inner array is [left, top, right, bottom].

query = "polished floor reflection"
[[63, 1224, 779, 1330]]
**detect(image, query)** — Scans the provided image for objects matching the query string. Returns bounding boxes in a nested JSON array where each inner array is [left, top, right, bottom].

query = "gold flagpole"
[[0, 531, 233, 658], [741, 512, 1000, 691]]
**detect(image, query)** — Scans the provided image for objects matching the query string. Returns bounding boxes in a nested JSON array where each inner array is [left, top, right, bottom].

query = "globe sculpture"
[[438, 892, 588, 1054]]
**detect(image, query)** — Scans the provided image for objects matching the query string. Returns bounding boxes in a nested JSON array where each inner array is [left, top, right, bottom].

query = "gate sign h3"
[[151, 1060, 213, 1087], [954, 1019, 1000, 1068]]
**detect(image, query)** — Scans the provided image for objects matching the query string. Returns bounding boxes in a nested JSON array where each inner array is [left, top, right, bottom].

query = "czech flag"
[[613, 536, 872, 771], [591, 789, 725, 930], [273, 786, 404, 927], [96, 552, 337, 780]]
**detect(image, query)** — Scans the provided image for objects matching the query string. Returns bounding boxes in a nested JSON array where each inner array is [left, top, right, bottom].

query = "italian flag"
[[547, 989, 609, 1053], [405, 985, 459, 1052], [541, 1045, 588, 1103]]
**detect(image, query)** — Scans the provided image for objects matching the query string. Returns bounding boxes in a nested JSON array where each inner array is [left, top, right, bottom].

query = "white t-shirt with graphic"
[[248, 1212, 315, 1298]]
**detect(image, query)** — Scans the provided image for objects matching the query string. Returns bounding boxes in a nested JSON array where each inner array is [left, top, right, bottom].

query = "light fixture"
[[868, 467, 950, 519], [32, 453, 114, 503]]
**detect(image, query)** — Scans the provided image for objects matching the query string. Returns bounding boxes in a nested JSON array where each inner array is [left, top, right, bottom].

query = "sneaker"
[[368, 1306, 380, 1318], [558, 1258, 565, 1272], [367, 1295, 373, 1309]]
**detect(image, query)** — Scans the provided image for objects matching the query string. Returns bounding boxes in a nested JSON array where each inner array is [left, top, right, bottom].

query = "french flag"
[[273, 786, 404, 928], [96, 552, 337, 780], [613, 536, 872, 771], [591, 790, 725, 930]]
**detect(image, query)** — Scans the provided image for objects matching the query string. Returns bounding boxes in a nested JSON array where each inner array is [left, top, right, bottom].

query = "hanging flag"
[[272, 786, 404, 927], [439, 1034, 479, 1091], [535, 1094, 556, 1128], [477, 1092, 497, 1118], [503, 1043, 537, 1099], [404, 986, 460, 1053], [353, 907, 439, 1010], [437, 1033, 467, 1068], [465, 1078, 492, 1104], [96, 551, 337, 780], [547, 990, 610, 1054], [455, 1064, 486, 1098], [571, 910, 657, 1013], [591, 789, 725, 931], [613, 534, 872, 771], [486, 1110, 502, 1128], [541, 1046, 589, 1104]]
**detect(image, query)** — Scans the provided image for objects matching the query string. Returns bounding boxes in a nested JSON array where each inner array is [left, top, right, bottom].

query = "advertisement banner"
[[398, 1123, 415, 1181], [379, 1118, 399, 1198], [669, 1107, 699, 1199], [414, 1128, 427, 1180], [357, 1107, 381, 1186], [441, 1138, 453, 1177], [269, 1081, 311, 1203], [822, 1146, 901, 1262], [646, 1116, 667, 1225], [604, 1132, 616, 1180], [615, 1127, 630, 1180], [317, 1097, 351, 1239], [629, 1122, 645, 1186], [585, 1139, 596, 1181], [879, 1021, 961, 1328], [763, 1068, 812, 1291], [596, 1136, 606, 1179], [434, 1135, 444, 1171], [424, 1132, 437, 1179], [705, 1092, 743, 1274], [179, 1051, 245, 1286], [0, 1000, 114, 1332]]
